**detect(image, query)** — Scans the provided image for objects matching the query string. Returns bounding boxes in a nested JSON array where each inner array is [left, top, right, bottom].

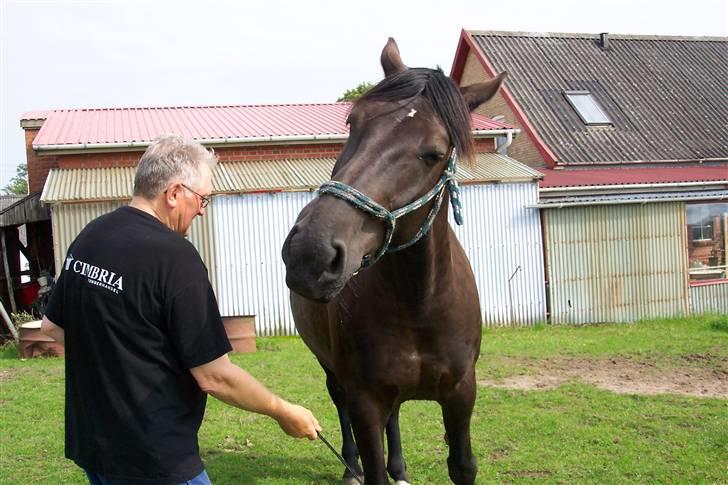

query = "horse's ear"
[[381, 37, 407, 77], [460, 72, 508, 112]]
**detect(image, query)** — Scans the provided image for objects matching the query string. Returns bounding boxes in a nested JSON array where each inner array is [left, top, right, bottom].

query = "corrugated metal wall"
[[452, 183, 546, 326], [50, 201, 216, 286], [50, 201, 126, 277], [212, 183, 545, 335], [212, 192, 314, 336], [544, 202, 689, 324], [689, 283, 728, 314]]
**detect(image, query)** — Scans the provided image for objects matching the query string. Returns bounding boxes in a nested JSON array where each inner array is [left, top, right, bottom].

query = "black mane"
[[357, 67, 475, 161]]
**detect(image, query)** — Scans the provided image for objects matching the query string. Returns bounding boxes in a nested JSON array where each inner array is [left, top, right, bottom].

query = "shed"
[[27, 103, 546, 335], [41, 153, 545, 335]]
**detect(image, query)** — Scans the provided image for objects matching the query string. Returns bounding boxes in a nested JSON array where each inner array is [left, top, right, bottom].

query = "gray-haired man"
[[42, 134, 320, 484]]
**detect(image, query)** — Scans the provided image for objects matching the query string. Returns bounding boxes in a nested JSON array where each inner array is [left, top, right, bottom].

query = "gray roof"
[[0, 195, 24, 212], [469, 31, 728, 165]]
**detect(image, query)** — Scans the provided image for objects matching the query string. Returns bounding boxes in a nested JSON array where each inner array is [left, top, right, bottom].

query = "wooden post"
[[1, 229, 17, 314], [0, 299, 19, 342]]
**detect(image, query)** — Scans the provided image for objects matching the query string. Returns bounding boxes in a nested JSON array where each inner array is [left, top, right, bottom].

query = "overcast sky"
[[1, 0, 726, 189]]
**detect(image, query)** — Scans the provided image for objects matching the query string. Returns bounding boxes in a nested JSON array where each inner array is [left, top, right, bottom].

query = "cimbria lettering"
[[65, 254, 123, 293]]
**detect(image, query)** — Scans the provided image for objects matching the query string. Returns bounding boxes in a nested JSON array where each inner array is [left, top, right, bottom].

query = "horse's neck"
[[385, 205, 454, 294]]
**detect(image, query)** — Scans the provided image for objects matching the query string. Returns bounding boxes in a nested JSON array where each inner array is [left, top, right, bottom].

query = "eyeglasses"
[[181, 184, 211, 209]]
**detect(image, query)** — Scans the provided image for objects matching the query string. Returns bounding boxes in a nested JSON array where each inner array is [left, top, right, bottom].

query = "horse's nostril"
[[329, 239, 347, 274]]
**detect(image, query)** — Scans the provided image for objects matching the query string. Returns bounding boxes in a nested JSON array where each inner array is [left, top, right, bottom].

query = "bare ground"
[[478, 355, 728, 398]]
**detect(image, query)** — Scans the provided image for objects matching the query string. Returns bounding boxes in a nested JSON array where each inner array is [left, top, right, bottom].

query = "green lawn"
[[1, 315, 726, 484]]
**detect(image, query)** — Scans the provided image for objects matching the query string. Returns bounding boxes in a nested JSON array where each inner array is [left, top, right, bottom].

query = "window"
[[564, 90, 612, 125], [687, 202, 728, 282]]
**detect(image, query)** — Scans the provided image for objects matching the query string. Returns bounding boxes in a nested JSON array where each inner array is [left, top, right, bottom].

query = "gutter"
[[540, 180, 728, 193], [33, 128, 520, 153], [554, 157, 728, 167], [34, 133, 351, 152], [528, 191, 728, 209]]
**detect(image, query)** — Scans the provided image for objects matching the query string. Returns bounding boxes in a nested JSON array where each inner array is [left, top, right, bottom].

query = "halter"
[[318, 148, 464, 270]]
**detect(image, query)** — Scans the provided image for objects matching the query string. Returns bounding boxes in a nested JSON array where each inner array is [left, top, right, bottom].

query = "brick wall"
[[25, 139, 348, 192], [461, 52, 547, 168], [215, 143, 345, 162], [25, 129, 58, 194], [27, 130, 499, 192]]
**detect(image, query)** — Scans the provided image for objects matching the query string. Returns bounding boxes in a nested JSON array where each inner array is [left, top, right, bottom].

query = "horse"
[[281, 38, 506, 485]]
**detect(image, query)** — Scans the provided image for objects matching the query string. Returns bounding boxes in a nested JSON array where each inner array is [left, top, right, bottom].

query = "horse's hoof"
[[342, 477, 364, 485]]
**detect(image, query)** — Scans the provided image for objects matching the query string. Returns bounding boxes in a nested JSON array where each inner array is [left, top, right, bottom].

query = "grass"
[[0, 315, 726, 483]]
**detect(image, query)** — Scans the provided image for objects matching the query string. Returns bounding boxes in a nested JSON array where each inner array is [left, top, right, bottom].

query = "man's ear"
[[164, 184, 182, 208]]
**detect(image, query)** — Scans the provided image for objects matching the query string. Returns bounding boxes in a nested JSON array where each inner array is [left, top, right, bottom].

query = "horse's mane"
[[357, 67, 474, 162]]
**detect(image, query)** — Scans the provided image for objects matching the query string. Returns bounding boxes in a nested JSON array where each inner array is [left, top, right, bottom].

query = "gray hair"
[[133, 134, 218, 199]]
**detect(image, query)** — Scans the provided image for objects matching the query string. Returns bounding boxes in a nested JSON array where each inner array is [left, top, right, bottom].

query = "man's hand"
[[273, 399, 321, 440], [191, 355, 321, 439]]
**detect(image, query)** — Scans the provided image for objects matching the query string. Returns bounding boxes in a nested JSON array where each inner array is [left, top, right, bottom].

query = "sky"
[[1, 0, 726, 189]]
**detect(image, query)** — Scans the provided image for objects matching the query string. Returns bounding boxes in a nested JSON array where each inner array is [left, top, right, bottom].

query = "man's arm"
[[40, 316, 65, 343], [190, 354, 320, 439]]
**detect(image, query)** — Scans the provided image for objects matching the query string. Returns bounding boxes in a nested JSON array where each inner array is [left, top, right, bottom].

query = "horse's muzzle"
[[282, 223, 350, 302]]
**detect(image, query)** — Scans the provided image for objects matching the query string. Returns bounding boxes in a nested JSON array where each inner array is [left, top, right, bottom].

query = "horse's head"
[[282, 38, 506, 302]]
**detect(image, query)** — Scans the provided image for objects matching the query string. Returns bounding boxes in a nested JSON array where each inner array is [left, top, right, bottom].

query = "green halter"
[[318, 148, 464, 270]]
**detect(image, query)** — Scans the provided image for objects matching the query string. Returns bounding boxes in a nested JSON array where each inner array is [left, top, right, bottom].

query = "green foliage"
[[10, 311, 35, 326], [705, 313, 728, 332], [337, 82, 374, 102], [1, 317, 726, 483], [2, 163, 28, 196]]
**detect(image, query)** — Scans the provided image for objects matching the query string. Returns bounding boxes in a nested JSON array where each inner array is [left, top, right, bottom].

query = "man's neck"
[[129, 196, 171, 229]]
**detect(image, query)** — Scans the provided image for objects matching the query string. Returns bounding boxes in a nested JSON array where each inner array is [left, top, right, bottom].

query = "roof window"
[[564, 91, 612, 125]]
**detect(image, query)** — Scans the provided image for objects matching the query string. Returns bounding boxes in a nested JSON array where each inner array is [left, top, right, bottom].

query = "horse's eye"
[[417, 151, 444, 164]]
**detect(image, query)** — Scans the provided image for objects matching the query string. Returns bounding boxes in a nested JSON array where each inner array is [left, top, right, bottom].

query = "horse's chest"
[[339, 335, 468, 397]]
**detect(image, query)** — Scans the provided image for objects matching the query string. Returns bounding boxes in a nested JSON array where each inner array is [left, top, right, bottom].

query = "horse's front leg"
[[440, 372, 478, 485], [348, 391, 389, 485], [323, 367, 364, 484], [385, 406, 410, 484], [335, 405, 365, 485]]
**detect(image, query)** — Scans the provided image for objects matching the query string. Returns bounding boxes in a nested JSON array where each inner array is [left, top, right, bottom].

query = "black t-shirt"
[[45, 206, 232, 484]]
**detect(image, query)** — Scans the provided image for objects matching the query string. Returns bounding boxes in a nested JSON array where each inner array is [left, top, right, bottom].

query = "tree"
[[3, 163, 28, 195], [337, 82, 374, 102]]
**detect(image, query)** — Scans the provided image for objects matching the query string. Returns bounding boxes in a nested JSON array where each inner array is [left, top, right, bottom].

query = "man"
[[41, 134, 320, 484]]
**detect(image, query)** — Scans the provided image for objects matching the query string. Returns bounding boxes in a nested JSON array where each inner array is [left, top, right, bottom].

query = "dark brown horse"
[[282, 38, 506, 485]]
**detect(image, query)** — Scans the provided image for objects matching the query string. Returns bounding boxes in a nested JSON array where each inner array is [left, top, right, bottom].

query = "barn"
[[451, 30, 728, 323], [21, 103, 546, 335]]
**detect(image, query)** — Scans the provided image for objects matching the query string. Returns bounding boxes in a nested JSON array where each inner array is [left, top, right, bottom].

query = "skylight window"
[[564, 91, 612, 126]]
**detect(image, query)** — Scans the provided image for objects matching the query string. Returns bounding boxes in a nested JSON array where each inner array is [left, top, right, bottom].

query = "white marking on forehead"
[[407, 108, 417, 118]]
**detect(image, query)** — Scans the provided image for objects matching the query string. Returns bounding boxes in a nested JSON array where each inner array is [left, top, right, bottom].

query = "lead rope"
[[317, 431, 364, 484]]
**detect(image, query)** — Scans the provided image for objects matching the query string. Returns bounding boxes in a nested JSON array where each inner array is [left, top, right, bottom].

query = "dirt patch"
[[478, 356, 728, 398], [0, 369, 16, 382]]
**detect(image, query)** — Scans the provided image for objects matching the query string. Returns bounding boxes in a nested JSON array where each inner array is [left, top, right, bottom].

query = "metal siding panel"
[[545, 202, 689, 324], [212, 192, 314, 336], [50, 201, 126, 277], [212, 183, 546, 334], [451, 183, 547, 326], [41, 154, 539, 204], [689, 283, 728, 314], [51, 201, 216, 293], [187, 205, 217, 295]]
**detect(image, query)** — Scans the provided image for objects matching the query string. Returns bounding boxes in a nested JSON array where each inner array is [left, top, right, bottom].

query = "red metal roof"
[[23, 104, 514, 147], [20, 110, 54, 121], [540, 166, 728, 188]]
